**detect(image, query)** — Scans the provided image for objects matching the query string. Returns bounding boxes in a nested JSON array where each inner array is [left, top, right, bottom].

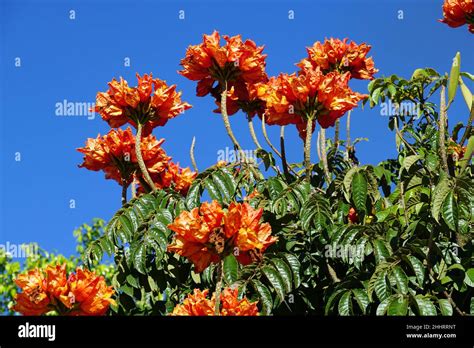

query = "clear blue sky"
[[1, 0, 472, 257]]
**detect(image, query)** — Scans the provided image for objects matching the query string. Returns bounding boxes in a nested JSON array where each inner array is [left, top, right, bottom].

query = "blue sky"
[[1, 0, 473, 258]]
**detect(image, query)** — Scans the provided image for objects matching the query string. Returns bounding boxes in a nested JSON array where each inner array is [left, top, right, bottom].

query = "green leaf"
[[324, 289, 346, 315], [402, 155, 420, 172], [338, 291, 352, 316], [251, 279, 272, 315], [204, 178, 222, 203], [352, 288, 370, 314], [387, 295, 408, 316], [374, 269, 391, 301], [351, 172, 368, 214], [431, 177, 451, 222], [262, 266, 286, 302], [271, 258, 293, 293], [376, 297, 391, 316], [392, 266, 409, 295], [185, 181, 202, 209], [223, 254, 239, 285], [465, 268, 474, 287], [447, 52, 461, 106], [132, 243, 147, 275], [283, 253, 301, 289], [415, 297, 437, 316], [438, 299, 453, 316], [406, 255, 425, 287], [442, 191, 458, 231]]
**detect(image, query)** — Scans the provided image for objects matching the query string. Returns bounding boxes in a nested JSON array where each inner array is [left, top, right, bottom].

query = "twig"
[[304, 116, 314, 181], [280, 126, 291, 180], [261, 114, 282, 159], [334, 118, 340, 149], [135, 123, 156, 191], [394, 116, 417, 155], [320, 127, 331, 183], [439, 86, 449, 174], [190, 136, 198, 172], [316, 130, 321, 161], [221, 82, 243, 152], [121, 179, 129, 206], [459, 100, 474, 147], [443, 290, 466, 316], [399, 181, 409, 227], [247, 115, 262, 149]]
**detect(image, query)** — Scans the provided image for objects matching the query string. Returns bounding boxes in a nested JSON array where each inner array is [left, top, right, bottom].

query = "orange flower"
[[62, 268, 115, 316], [77, 127, 170, 185], [220, 288, 259, 316], [168, 201, 276, 271], [45, 264, 68, 299], [13, 269, 50, 315], [180, 31, 268, 118], [167, 201, 225, 272], [258, 68, 367, 138], [145, 161, 197, 195], [179, 31, 267, 85], [440, 0, 474, 33], [297, 38, 378, 80], [13, 264, 115, 316], [170, 289, 215, 316], [170, 288, 259, 316], [94, 73, 191, 133], [224, 202, 277, 265]]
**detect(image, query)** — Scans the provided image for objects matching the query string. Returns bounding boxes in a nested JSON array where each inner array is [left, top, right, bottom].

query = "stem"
[[214, 261, 224, 316], [316, 130, 321, 161], [135, 123, 156, 191], [247, 115, 262, 149], [399, 181, 409, 227], [304, 116, 314, 181], [221, 83, 243, 152], [320, 127, 331, 183], [459, 100, 474, 147], [334, 118, 340, 149], [394, 117, 417, 155], [439, 86, 449, 175], [280, 126, 291, 181], [121, 179, 128, 206], [190, 136, 198, 172], [261, 114, 282, 159], [346, 110, 352, 160], [443, 290, 466, 316], [131, 179, 137, 198]]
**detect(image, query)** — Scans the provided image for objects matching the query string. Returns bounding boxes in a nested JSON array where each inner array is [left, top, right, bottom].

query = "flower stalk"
[[135, 123, 157, 191], [304, 115, 314, 181]]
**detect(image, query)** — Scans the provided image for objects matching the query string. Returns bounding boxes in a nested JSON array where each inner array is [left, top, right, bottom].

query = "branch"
[[135, 123, 156, 191], [320, 127, 331, 183], [261, 114, 282, 159], [190, 136, 198, 172], [221, 83, 243, 152], [280, 126, 291, 180], [439, 85, 449, 174], [304, 116, 314, 181], [247, 115, 262, 149]]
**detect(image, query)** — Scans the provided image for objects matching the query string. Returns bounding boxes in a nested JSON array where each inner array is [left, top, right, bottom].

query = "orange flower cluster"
[[440, 0, 474, 33], [13, 264, 115, 316], [77, 127, 169, 185], [297, 38, 378, 80], [256, 37, 375, 137], [179, 31, 268, 118], [257, 67, 367, 137], [167, 201, 277, 272], [170, 288, 259, 316], [94, 73, 191, 134], [77, 127, 196, 194]]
